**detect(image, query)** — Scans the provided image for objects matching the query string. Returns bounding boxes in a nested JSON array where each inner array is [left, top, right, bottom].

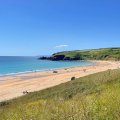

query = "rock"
[[53, 71, 58, 73]]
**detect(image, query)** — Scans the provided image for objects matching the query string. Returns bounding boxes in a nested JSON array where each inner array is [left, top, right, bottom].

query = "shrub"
[[71, 77, 76, 80], [0, 101, 9, 107]]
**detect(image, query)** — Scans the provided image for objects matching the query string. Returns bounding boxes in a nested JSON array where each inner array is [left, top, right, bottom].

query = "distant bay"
[[0, 56, 93, 76]]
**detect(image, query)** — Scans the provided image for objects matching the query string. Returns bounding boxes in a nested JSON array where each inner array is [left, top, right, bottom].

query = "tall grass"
[[1, 69, 120, 120]]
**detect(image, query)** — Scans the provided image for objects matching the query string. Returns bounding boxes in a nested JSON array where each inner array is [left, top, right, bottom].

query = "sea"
[[0, 56, 93, 76]]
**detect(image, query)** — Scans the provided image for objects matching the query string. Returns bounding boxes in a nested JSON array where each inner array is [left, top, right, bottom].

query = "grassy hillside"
[[52, 47, 120, 60], [1, 69, 120, 119]]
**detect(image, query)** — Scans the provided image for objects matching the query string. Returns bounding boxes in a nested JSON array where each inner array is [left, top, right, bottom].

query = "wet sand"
[[0, 60, 120, 102]]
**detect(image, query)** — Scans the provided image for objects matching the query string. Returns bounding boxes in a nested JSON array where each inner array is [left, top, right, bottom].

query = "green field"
[[52, 47, 120, 60], [1, 69, 120, 120]]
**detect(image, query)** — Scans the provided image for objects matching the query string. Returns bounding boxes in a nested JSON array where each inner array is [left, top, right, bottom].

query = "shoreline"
[[0, 60, 120, 102], [0, 60, 93, 77]]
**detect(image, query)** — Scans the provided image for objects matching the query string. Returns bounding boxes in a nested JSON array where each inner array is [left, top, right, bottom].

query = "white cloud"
[[55, 45, 69, 49]]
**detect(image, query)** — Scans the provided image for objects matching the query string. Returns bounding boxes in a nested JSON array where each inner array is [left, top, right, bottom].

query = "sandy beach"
[[0, 60, 120, 102]]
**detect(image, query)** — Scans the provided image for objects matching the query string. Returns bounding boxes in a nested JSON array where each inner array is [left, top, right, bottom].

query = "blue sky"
[[0, 0, 120, 56]]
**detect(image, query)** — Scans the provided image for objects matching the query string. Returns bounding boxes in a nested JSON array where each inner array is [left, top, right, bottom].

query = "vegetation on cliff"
[[1, 69, 120, 119], [40, 47, 120, 61]]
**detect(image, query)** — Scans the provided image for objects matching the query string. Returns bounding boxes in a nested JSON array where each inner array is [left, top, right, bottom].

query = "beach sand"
[[0, 60, 120, 102]]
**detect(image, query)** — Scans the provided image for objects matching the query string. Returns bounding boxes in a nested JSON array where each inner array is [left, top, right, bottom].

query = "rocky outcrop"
[[39, 56, 49, 60], [39, 55, 81, 61], [52, 55, 65, 61], [39, 55, 65, 61]]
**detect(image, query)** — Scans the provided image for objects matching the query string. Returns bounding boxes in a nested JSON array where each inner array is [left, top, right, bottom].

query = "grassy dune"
[[1, 69, 120, 119]]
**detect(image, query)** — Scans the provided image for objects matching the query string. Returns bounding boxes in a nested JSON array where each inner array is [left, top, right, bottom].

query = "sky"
[[0, 0, 120, 56]]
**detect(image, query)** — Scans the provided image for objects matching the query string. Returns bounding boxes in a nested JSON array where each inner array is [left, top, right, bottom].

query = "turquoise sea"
[[0, 56, 93, 76]]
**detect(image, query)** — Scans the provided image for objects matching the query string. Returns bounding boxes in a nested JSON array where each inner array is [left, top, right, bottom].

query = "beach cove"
[[0, 60, 120, 102]]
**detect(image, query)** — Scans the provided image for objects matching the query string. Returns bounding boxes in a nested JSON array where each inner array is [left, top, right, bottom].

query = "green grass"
[[53, 47, 120, 60], [1, 69, 120, 119]]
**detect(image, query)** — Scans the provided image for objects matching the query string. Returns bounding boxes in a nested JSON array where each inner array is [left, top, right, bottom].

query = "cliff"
[[39, 47, 120, 61]]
